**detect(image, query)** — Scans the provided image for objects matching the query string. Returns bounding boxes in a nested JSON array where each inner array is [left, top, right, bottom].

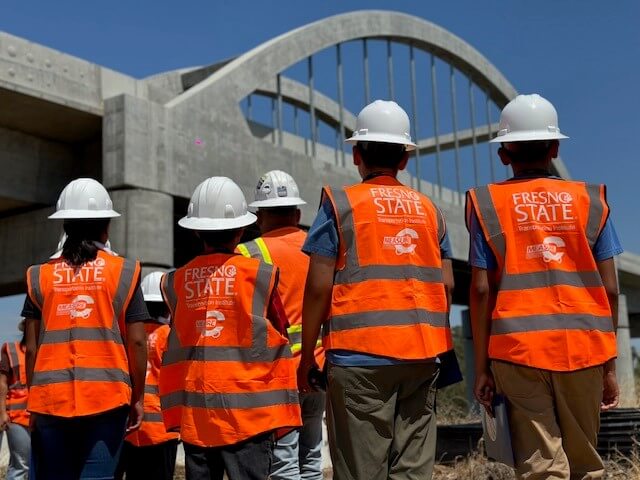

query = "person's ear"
[[397, 151, 410, 171], [549, 140, 560, 159], [498, 147, 511, 166], [352, 146, 362, 166]]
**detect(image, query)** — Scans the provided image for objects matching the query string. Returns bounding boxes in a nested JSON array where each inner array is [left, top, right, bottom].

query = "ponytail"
[[62, 219, 110, 267]]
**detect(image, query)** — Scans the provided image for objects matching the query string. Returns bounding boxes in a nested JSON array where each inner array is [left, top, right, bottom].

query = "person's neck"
[[202, 244, 236, 255], [361, 168, 398, 182], [260, 222, 298, 235], [510, 160, 552, 178]]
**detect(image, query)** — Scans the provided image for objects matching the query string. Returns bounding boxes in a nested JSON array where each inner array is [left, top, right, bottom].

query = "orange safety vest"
[[3, 342, 29, 427], [26, 250, 140, 417], [238, 227, 325, 366], [126, 323, 179, 447], [159, 253, 301, 448], [466, 178, 617, 371], [322, 176, 452, 360]]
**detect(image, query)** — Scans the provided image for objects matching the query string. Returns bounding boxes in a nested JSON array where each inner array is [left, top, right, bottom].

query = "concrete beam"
[[616, 294, 636, 407], [0, 126, 79, 206]]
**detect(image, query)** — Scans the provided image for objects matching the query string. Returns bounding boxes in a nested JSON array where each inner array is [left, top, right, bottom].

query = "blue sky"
[[0, 0, 638, 336]]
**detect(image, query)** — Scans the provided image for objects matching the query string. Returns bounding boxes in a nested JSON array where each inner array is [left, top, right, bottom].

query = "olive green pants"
[[493, 361, 605, 480], [326, 362, 439, 480]]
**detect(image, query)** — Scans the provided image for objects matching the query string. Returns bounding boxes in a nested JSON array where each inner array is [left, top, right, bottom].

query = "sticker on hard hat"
[[277, 186, 288, 197]]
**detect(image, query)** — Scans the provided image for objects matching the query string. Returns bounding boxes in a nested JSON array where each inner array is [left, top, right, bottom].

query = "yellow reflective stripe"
[[237, 244, 251, 258], [254, 238, 273, 265], [287, 324, 302, 335]]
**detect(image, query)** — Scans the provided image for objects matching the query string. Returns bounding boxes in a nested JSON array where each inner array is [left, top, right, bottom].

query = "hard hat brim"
[[345, 133, 416, 151], [48, 209, 121, 219], [489, 131, 569, 143], [178, 212, 257, 231], [249, 198, 307, 208]]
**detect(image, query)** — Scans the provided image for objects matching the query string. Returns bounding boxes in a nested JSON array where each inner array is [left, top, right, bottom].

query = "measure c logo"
[[383, 228, 419, 255]]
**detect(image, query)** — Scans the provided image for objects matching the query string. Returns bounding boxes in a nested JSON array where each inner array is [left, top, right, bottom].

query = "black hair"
[[356, 142, 407, 169], [259, 206, 298, 217], [501, 141, 554, 164], [62, 219, 110, 267], [198, 228, 243, 251]]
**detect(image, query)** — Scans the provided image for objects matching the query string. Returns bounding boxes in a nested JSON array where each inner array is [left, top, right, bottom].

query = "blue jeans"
[[271, 391, 325, 480], [32, 406, 129, 480], [7, 423, 30, 480]]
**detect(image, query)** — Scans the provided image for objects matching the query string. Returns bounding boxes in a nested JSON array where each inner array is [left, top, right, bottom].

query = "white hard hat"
[[249, 170, 306, 208], [141, 271, 164, 302], [178, 177, 256, 230], [490, 94, 569, 143], [345, 100, 416, 151], [49, 178, 120, 220]]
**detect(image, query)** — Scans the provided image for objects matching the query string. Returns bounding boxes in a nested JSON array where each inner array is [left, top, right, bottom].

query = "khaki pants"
[[493, 361, 604, 480], [326, 362, 439, 480]]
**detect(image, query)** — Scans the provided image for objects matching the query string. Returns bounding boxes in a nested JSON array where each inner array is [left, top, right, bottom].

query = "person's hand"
[[125, 400, 144, 434], [297, 359, 318, 394], [474, 370, 496, 417], [28, 412, 37, 432], [0, 411, 10, 432], [601, 368, 619, 411]]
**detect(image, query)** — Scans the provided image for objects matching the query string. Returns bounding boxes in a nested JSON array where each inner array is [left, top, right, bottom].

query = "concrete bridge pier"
[[616, 294, 636, 407], [108, 189, 174, 273]]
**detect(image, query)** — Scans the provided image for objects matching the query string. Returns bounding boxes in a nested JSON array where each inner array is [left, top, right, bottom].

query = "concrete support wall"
[[616, 294, 636, 407], [109, 189, 173, 269], [0, 126, 78, 205], [0, 207, 58, 295]]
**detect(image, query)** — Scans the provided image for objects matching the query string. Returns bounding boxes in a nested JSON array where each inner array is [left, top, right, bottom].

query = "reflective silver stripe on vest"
[[38, 328, 125, 345], [472, 186, 506, 259], [143, 412, 164, 423], [585, 184, 605, 249], [162, 344, 291, 364], [112, 258, 139, 325], [28, 266, 44, 310], [161, 388, 299, 410], [7, 403, 27, 411], [31, 367, 131, 386], [163, 261, 286, 365], [491, 314, 614, 335], [501, 270, 604, 291], [145, 384, 159, 395], [162, 271, 178, 316], [244, 240, 265, 262], [336, 265, 443, 285], [329, 188, 359, 273], [7, 343, 21, 385], [327, 309, 449, 333]]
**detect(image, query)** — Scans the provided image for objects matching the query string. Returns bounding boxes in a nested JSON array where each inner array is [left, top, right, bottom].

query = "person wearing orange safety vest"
[[159, 176, 301, 480], [22, 178, 148, 480], [298, 100, 455, 480], [238, 170, 325, 480], [0, 320, 30, 480], [467, 94, 621, 479], [117, 272, 179, 480]]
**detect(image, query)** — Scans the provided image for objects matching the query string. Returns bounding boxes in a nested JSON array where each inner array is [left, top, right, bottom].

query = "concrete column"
[[109, 189, 174, 269], [461, 308, 480, 414], [616, 294, 636, 407]]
